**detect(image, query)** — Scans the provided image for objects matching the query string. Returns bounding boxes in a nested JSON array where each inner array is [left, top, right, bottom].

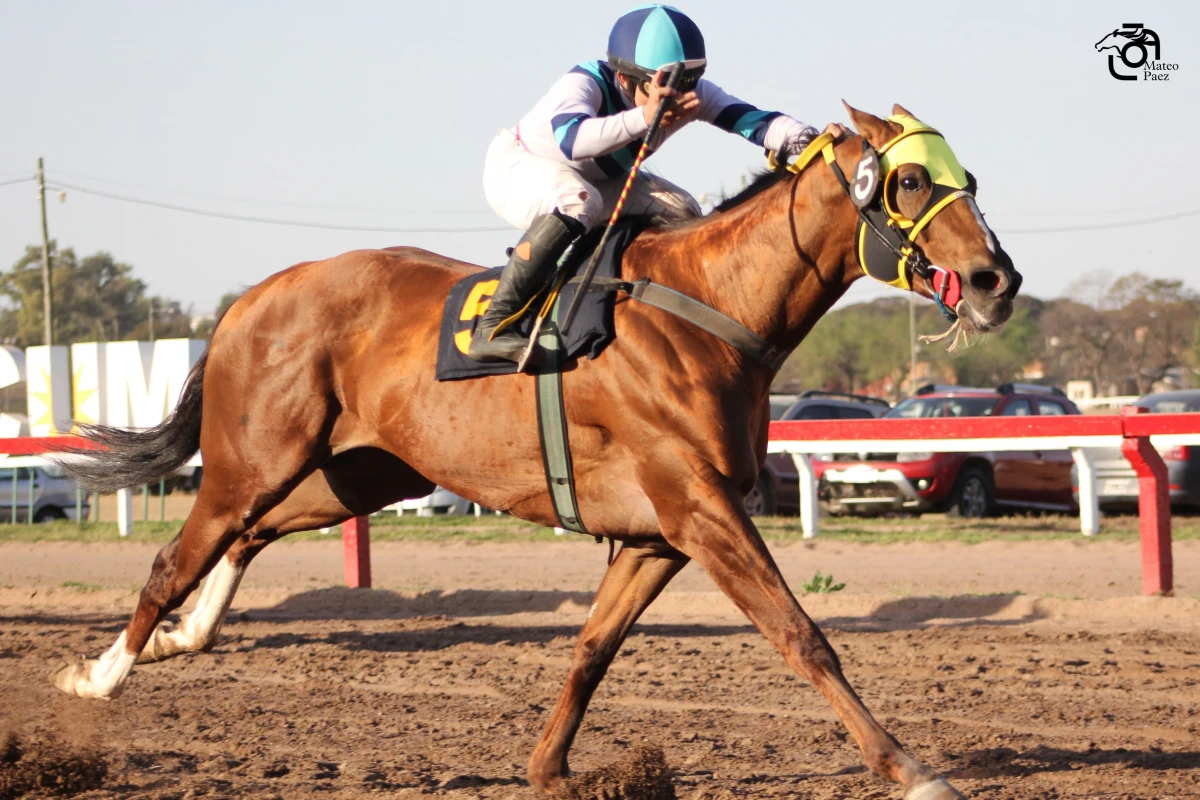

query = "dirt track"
[[2, 537, 1199, 799]]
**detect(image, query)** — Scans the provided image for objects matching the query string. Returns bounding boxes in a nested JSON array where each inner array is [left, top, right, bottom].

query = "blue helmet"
[[607, 5, 706, 90]]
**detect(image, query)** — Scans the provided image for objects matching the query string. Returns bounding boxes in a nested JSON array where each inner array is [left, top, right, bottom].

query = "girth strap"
[[577, 276, 789, 370], [534, 274, 786, 538], [536, 315, 589, 535]]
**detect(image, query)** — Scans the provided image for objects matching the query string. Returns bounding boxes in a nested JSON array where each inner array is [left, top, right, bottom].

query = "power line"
[[985, 204, 1181, 220], [48, 167, 490, 216], [44, 179, 514, 234], [998, 208, 1200, 235], [24, 172, 1200, 236]]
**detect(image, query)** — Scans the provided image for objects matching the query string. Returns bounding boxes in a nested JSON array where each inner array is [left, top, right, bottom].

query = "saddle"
[[435, 220, 648, 381]]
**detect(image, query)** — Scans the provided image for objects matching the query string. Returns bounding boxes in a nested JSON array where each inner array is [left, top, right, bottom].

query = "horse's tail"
[[56, 351, 207, 494]]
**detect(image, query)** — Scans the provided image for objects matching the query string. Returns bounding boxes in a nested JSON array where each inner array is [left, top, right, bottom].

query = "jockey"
[[471, 4, 845, 362]]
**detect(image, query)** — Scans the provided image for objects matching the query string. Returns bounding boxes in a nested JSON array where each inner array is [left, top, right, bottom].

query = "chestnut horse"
[[54, 105, 1018, 800]]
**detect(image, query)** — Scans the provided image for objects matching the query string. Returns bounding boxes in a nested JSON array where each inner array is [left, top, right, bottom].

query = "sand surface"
[[2, 537, 1198, 798]]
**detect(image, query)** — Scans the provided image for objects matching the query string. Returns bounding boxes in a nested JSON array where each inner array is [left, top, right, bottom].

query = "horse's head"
[[1094, 29, 1128, 53], [842, 102, 1021, 338], [1095, 27, 1150, 53]]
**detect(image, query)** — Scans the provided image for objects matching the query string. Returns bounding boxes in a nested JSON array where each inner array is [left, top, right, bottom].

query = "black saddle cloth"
[[434, 220, 647, 381]]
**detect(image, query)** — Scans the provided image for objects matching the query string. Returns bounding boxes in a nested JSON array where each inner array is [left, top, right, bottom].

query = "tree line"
[[776, 272, 1200, 400], [0, 243, 241, 346]]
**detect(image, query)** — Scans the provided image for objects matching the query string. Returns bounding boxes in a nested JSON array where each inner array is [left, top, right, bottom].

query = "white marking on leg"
[[140, 555, 245, 663], [905, 777, 966, 800], [52, 631, 138, 699], [966, 197, 996, 254], [588, 602, 598, 620]]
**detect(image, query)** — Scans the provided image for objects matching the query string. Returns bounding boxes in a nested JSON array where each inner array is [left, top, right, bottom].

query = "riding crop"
[[516, 62, 685, 371]]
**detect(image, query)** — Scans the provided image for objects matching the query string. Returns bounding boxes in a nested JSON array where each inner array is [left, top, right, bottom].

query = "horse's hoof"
[[905, 777, 966, 800], [49, 657, 120, 700], [526, 765, 565, 797], [50, 658, 87, 696]]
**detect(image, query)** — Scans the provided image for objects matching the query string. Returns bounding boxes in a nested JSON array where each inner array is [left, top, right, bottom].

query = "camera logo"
[[1095, 24, 1177, 81]]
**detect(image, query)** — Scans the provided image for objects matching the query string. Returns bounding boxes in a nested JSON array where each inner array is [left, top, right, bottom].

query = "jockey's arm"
[[696, 80, 820, 154], [548, 72, 649, 161]]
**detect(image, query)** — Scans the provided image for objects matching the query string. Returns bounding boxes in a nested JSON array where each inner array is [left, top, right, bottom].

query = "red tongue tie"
[[932, 268, 962, 309]]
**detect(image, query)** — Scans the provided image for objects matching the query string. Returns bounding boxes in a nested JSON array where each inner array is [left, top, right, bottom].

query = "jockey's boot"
[[467, 211, 584, 363]]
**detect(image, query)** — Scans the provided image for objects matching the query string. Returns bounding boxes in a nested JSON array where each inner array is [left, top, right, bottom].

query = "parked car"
[[383, 486, 475, 516], [747, 391, 891, 516], [814, 383, 1081, 518], [0, 464, 90, 522], [1085, 390, 1200, 509]]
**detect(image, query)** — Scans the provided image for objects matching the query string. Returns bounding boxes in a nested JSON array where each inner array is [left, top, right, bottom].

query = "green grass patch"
[[58, 580, 104, 592], [0, 520, 181, 543], [0, 511, 1197, 545], [0, 514, 564, 544], [758, 514, 1200, 544]]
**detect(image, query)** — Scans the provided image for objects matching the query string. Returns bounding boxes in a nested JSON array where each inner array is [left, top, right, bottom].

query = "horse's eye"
[[900, 175, 920, 192]]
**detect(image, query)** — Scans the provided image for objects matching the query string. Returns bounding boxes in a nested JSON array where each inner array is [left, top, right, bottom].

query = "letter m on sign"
[[104, 340, 206, 429]]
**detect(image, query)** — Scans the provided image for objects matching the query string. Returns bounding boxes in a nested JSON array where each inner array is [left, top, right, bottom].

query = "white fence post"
[[1071, 447, 1099, 537], [116, 488, 133, 536], [792, 453, 819, 539]]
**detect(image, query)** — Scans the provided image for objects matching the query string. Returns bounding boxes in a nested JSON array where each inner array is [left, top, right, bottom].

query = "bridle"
[[771, 114, 982, 322]]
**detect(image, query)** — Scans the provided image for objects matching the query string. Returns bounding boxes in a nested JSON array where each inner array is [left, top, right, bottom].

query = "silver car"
[[0, 463, 90, 522], [1086, 390, 1200, 509]]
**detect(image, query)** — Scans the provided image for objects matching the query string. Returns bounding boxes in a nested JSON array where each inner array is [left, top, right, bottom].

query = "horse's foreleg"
[[527, 541, 688, 795], [658, 476, 964, 800]]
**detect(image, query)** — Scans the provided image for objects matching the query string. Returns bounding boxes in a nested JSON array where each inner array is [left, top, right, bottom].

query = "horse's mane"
[[581, 166, 792, 238], [712, 169, 792, 213]]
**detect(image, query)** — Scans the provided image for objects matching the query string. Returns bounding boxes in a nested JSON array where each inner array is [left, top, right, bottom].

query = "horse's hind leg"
[[51, 483, 259, 698], [527, 541, 688, 795], [138, 546, 246, 664], [53, 419, 335, 697], [138, 449, 431, 664], [50, 458, 316, 698], [656, 473, 964, 800]]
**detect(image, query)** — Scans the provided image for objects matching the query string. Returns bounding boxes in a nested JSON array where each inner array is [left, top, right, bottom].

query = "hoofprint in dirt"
[[2, 539, 1199, 799]]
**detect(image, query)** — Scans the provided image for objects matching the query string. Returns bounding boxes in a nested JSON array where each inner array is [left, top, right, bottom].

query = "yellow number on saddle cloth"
[[454, 279, 500, 355]]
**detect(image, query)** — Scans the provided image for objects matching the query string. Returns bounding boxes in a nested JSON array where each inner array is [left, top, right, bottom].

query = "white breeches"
[[482, 128, 701, 231]]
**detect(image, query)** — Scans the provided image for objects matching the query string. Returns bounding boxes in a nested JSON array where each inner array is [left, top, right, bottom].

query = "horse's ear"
[[892, 103, 917, 119], [842, 101, 901, 149]]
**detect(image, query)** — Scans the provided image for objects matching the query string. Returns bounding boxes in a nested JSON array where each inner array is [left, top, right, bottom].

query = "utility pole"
[[908, 291, 918, 396], [36, 158, 54, 346], [148, 298, 155, 341]]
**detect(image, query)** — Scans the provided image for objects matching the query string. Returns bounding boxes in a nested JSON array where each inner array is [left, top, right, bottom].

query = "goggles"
[[609, 56, 706, 94]]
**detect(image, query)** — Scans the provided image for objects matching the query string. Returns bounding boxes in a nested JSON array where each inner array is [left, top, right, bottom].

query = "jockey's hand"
[[822, 122, 851, 141], [642, 68, 701, 129]]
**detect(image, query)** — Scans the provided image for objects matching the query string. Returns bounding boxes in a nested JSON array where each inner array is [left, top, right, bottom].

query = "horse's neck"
[[627, 173, 859, 358]]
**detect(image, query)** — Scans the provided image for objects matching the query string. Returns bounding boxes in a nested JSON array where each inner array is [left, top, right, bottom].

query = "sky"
[[1, 0, 1197, 316]]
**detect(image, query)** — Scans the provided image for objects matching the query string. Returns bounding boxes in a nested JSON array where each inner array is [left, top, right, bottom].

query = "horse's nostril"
[[970, 268, 1007, 297]]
